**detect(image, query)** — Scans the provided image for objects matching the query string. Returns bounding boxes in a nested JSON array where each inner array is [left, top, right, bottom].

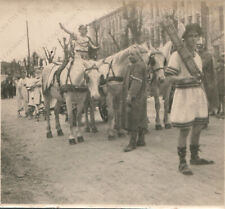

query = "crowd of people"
[[1, 77, 16, 99], [15, 68, 44, 120]]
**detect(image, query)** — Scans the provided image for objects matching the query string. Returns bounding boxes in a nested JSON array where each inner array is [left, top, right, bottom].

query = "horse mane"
[[102, 44, 149, 66], [158, 41, 173, 63]]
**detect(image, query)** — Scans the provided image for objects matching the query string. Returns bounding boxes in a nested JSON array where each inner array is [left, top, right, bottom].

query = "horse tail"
[[41, 70, 50, 96]]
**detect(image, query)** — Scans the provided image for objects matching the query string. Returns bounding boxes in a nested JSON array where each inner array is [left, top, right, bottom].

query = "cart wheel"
[[98, 103, 108, 122]]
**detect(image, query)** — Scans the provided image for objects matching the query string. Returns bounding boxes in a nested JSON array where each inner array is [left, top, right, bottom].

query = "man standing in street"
[[166, 23, 214, 175], [123, 46, 148, 152], [197, 40, 219, 116]]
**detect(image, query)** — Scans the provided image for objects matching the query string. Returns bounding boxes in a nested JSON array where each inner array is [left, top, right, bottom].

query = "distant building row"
[[88, 0, 224, 59]]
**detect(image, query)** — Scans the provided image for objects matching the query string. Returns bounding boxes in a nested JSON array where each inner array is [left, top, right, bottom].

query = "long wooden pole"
[[26, 20, 31, 76]]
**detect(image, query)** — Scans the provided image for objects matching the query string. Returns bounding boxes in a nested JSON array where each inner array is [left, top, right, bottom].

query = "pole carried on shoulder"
[[160, 17, 203, 80]]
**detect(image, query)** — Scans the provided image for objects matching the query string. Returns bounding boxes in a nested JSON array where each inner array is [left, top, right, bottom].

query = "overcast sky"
[[0, 0, 122, 62]]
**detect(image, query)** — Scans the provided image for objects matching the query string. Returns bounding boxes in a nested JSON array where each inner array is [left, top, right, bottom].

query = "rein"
[[61, 61, 99, 93], [83, 64, 99, 86], [102, 58, 123, 83], [102, 59, 115, 79], [65, 60, 74, 85], [84, 64, 99, 73], [147, 51, 166, 84], [148, 51, 166, 73]]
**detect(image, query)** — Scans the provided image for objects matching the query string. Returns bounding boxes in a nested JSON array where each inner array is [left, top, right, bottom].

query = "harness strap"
[[65, 60, 74, 85], [103, 59, 115, 80], [153, 67, 165, 73], [84, 64, 98, 72], [130, 75, 142, 83]]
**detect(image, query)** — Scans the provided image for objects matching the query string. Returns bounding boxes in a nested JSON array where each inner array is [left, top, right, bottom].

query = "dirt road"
[[1, 98, 224, 206]]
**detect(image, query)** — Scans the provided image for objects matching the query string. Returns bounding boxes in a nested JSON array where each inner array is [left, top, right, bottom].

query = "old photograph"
[[0, 0, 224, 207]]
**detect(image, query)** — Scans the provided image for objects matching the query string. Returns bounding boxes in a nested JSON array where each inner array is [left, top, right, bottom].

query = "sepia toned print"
[[1, 0, 224, 207]]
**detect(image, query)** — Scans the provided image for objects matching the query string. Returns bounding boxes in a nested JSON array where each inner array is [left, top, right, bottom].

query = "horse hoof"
[[57, 129, 64, 136], [165, 123, 172, 129], [85, 127, 91, 132], [69, 138, 76, 145], [47, 131, 53, 138], [91, 127, 98, 133], [155, 124, 163, 130], [108, 135, 116, 140], [77, 136, 84, 143]]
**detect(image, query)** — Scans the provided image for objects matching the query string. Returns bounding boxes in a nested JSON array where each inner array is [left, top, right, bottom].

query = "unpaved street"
[[1, 97, 224, 206]]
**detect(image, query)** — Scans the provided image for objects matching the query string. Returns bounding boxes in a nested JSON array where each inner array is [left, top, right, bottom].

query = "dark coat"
[[217, 65, 224, 97], [200, 51, 219, 111], [122, 60, 148, 132]]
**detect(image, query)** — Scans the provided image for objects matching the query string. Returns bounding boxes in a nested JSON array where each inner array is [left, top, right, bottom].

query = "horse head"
[[83, 64, 101, 100], [141, 42, 166, 83], [148, 50, 166, 83]]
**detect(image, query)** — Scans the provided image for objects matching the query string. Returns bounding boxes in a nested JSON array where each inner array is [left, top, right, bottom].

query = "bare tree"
[[122, 1, 144, 45], [108, 29, 121, 51], [43, 47, 56, 64], [92, 21, 100, 45]]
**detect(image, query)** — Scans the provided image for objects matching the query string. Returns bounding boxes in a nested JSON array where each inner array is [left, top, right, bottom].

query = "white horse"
[[97, 43, 166, 139], [42, 55, 101, 144], [150, 41, 174, 130]]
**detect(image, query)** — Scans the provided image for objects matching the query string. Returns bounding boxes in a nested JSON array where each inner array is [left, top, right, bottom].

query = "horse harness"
[[60, 60, 99, 93], [103, 59, 123, 83], [148, 51, 166, 84]]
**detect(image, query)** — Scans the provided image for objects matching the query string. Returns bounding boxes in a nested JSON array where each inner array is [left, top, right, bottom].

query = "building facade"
[[88, 0, 224, 59]]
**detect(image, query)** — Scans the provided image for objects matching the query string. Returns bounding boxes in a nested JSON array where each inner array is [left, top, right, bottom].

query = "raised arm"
[[87, 36, 100, 49], [59, 23, 77, 40]]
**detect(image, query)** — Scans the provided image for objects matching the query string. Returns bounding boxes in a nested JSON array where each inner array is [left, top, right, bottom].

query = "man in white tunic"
[[166, 23, 214, 175], [16, 73, 28, 117]]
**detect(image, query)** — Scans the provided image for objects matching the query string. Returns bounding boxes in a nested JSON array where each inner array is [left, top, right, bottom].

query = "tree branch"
[[42, 47, 49, 60], [108, 30, 120, 51]]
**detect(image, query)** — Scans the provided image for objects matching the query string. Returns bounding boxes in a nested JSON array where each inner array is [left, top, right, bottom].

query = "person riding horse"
[[57, 23, 99, 86], [59, 23, 99, 60]]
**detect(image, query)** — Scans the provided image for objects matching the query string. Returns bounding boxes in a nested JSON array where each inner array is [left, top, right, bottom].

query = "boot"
[[177, 147, 193, 175], [124, 132, 137, 152], [136, 128, 146, 146], [190, 144, 214, 165]]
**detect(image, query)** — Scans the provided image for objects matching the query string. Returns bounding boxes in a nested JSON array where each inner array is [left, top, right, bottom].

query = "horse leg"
[[84, 101, 91, 132], [115, 94, 125, 137], [65, 93, 76, 144], [106, 92, 116, 140], [163, 84, 172, 129], [89, 98, 98, 133], [154, 93, 163, 130], [76, 97, 86, 143], [44, 95, 53, 138], [54, 100, 64, 136]]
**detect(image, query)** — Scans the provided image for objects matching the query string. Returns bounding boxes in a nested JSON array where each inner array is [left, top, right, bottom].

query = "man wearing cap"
[[123, 46, 148, 152], [166, 23, 214, 175], [59, 23, 99, 60]]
